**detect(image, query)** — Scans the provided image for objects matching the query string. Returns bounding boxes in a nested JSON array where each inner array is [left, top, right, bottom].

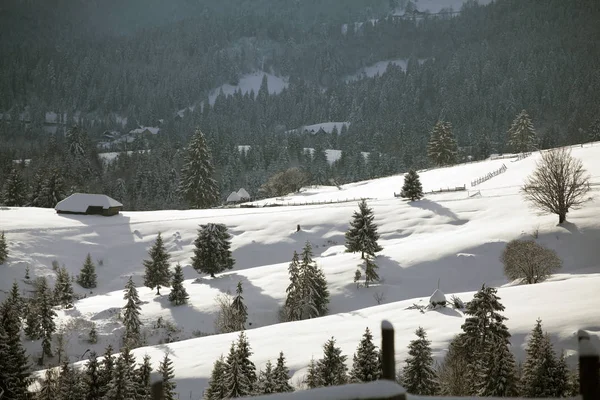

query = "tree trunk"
[[361, 251, 365, 259], [156, 287, 161, 295], [559, 212, 566, 224]]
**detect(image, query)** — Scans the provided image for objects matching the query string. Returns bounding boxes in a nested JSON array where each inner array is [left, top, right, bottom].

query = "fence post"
[[151, 380, 164, 400], [381, 320, 395, 381], [579, 330, 600, 400]]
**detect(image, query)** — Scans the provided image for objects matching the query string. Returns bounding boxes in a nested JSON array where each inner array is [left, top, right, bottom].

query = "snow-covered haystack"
[[429, 288, 447, 308], [226, 191, 241, 203], [237, 188, 251, 200]]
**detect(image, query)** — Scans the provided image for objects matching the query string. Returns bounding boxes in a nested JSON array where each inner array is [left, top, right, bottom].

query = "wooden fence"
[[394, 185, 466, 198], [470, 164, 507, 187], [148, 321, 599, 400], [241, 197, 370, 208]]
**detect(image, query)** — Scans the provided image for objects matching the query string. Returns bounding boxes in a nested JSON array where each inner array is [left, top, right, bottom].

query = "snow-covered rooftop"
[[237, 188, 251, 199], [227, 192, 241, 203], [55, 193, 123, 213]]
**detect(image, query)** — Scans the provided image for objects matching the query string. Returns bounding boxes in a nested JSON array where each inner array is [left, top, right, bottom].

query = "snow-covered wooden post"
[[578, 330, 599, 400], [381, 320, 395, 381]]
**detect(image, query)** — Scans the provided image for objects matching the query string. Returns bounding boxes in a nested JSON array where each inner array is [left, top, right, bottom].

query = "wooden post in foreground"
[[578, 330, 600, 400], [151, 380, 164, 400], [381, 320, 395, 381]]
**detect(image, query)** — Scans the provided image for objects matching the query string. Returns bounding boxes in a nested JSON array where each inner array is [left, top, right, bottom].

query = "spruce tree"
[[168, 263, 189, 306], [401, 327, 438, 395], [40, 281, 57, 361], [54, 265, 74, 308], [0, 300, 31, 399], [105, 350, 137, 400], [88, 323, 98, 344], [83, 351, 102, 400], [362, 256, 379, 288], [476, 338, 517, 397], [283, 251, 301, 321], [204, 355, 227, 400], [143, 232, 171, 295], [223, 342, 252, 398], [255, 361, 276, 395], [554, 352, 569, 397], [235, 331, 257, 392], [191, 223, 235, 278], [136, 354, 153, 400], [400, 170, 423, 201], [38, 368, 59, 400], [2, 168, 27, 206], [317, 337, 348, 387], [507, 109, 537, 153], [273, 352, 294, 393], [427, 121, 457, 166], [231, 281, 248, 331], [304, 358, 322, 389], [588, 117, 600, 142], [299, 242, 330, 319], [159, 353, 177, 400], [179, 128, 220, 209], [0, 231, 8, 264], [41, 168, 66, 208], [122, 276, 142, 348], [77, 253, 97, 289], [58, 361, 83, 400], [345, 199, 383, 259], [25, 301, 42, 339], [99, 345, 115, 398], [350, 327, 380, 383], [353, 268, 362, 289], [519, 318, 545, 396], [437, 335, 471, 396]]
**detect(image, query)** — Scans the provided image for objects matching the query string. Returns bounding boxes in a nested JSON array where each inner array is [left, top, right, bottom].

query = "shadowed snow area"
[[3, 143, 600, 398]]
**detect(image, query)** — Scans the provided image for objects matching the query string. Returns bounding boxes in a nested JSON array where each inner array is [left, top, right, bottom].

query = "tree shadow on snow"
[[408, 199, 467, 225]]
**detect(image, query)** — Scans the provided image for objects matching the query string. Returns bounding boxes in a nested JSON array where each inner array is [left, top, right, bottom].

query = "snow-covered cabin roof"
[[429, 288, 447, 304], [55, 193, 122, 213], [129, 126, 160, 135], [237, 188, 250, 199], [226, 192, 241, 203]]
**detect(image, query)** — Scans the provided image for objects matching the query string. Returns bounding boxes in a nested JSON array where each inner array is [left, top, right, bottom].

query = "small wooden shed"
[[55, 193, 123, 216]]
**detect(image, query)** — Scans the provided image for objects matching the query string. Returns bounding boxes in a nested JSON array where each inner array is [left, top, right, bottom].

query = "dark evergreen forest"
[[1, 0, 599, 210]]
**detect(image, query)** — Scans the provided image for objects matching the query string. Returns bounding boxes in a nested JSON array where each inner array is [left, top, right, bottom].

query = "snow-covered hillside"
[[392, 0, 494, 16], [2, 144, 600, 398]]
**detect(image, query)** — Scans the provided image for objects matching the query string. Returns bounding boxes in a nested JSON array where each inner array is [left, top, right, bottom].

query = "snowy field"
[[2, 143, 600, 398], [392, 0, 494, 15], [208, 72, 288, 106]]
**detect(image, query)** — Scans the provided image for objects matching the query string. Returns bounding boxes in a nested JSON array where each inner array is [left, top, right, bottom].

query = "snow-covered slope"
[[3, 144, 600, 398], [208, 72, 288, 106]]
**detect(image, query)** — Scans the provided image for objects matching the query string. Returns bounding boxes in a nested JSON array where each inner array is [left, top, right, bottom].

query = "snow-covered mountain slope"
[[3, 143, 600, 397]]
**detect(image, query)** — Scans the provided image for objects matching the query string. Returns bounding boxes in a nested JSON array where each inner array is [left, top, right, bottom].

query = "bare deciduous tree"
[[259, 167, 309, 197], [501, 239, 562, 284], [521, 148, 591, 224]]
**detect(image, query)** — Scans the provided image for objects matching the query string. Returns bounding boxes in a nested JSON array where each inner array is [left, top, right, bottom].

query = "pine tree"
[[353, 268, 362, 289], [191, 223, 235, 278], [553, 352, 569, 397], [77, 253, 97, 289], [122, 276, 142, 348], [519, 318, 545, 396], [40, 281, 57, 361], [362, 256, 379, 288], [0, 300, 31, 399], [98, 345, 115, 398], [401, 327, 438, 395], [57, 361, 82, 400], [317, 337, 348, 387], [41, 168, 66, 208], [205, 355, 227, 400], [143, 232, 171, 295], [88, 323, 98, 344], [105, 349, 137, 400], [350, 327, 380, 383], [345, 199, 383, 259], [475, 338, 517, 397], [231, 281, 248, 331], [25, 300, 42, 339], [159, 353, 177, 400], [298, 242, 330, 319], [236, 331, 257, 392], [437, 335, 471, 396], [223, 342, 252, 398], [507, 109, 537, 153], [283, 251, 302, 321], [54, 265, 74, 308], [0, 231, 8, 264], [255, 361, 276, 395], [588, 117, 600, 142], [427, 121, 457, 166], [83, 351, 102, 400], [273, 352, 294, 393], [168, 263, 189, 305], [135, 354, 153, 400], [179, 128, 220, 209], [2, 168, 27, 206], [38, 368, 59, 400], [304, 358, 322, 389], [400, 170, 423, 201]]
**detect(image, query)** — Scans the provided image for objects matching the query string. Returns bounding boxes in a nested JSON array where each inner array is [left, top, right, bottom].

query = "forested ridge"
[[1, 0, 599, 210]]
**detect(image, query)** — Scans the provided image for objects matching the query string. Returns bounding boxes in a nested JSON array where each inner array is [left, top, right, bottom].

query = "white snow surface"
[[392, 0, 493, 16], [346, 59, 428, 82], [288, 122, 350, 134], [3, 143, 600, 398], [54, 193, 123, 213], [208, 72, 288, 106]]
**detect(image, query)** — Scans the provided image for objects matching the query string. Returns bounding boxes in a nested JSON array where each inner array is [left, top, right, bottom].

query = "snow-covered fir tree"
[[345, 199, 383, 259], [236, 331, 257, 392], [400, 170, 423, 201], [135, 354, 153, 400], [283, 251, 301, 321], [77, 253, 97, 289], [24, 300, 42, 340], [179, 128, 220, 209], [105, 348, 137, 400], [143, 232, 171, 295], [83, 351, 102, 400], [0, 231, 8, 264], [427, 121, 457, 166], [362, 256, 379, 288], [554, 352, 570, 397], [57, 361, 83, 400], [437, 335, 472, 396], [255, 360, 276, 395], [205, 355, 227, 400], [37, 368, 59, 400], [159, 352, 177, 400], [317, 337, 348, 387], [2, 168, 27, 206], [231, 281, 248, 331], [350, 327, 380, 383], [588, 117, 600, 142], [53, 265, 74, 308], [40, 280, 57, 361], [298, 241, 330, 319], [191, 223, 235, 278], [273, 351, 294, 393], [223, 342, 253, 398], [507, 109, 537, 153], [0, 298, 31, 399], [476, 337, 517, 397], [353, 268, 362, 288], [168, 263, 189, 305], [41, 168, 66, 208], [122, 276, 142, 348], [304, 358, 322, 389], [401, 327, 438, 395], [99, 345, 115, 398]]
